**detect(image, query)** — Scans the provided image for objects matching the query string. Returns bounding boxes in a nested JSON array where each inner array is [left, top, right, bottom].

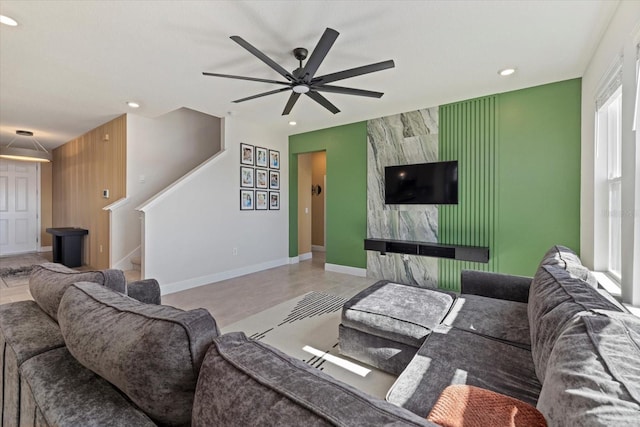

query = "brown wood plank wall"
[[52, 115, 126, 269]]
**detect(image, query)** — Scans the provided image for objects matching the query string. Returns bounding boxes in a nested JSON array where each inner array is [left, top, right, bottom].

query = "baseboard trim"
[[160, 257, 290, 296], [311, 245, 326, 252], [289, 256, 300, 264], [299, 252, 313, 261], [324, 263, 367, 277], [38, 246, 52, 253]]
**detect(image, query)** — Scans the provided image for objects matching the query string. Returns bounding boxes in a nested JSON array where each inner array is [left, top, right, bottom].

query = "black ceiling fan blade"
[[282, 92, 301, 115], [302, 28, 339, 82], [202, 72, 291, 86], [233, 87, 291, 103], [313, 85, 383, 98], [312, 60, 395, 85], [230, 35, 294, 81], [306, 91, 340, 114]]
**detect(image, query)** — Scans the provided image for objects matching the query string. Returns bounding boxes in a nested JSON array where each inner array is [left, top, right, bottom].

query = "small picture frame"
[[269, 191, 280, 210], [240, 190, 254, 210], [255, 147, 268, 168], [255, 168, 268, 189], [241, 143, 254, 166], [269, 149, 280, 170], [240, 166, 254, 188], [269, 170, 280, 190], [255, 190, 268, 210]]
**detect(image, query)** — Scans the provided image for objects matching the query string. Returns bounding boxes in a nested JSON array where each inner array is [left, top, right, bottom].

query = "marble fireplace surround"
[[366, 107, 440, 287]]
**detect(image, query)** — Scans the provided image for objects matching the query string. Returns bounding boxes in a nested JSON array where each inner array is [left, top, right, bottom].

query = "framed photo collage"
[[240, 143, 280, 211]]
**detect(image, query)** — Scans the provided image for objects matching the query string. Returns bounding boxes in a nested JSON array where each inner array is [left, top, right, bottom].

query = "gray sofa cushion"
[[539, 245, 583, 268], [386, 325, 541, 417], [58, 282, 219, 426], [192, 332, 437, 427], [0, 301, 65, 427], [538, 245, 597, 288], [0, 301, 65, 366], [29, 262, 126, 321], [443, 294, 530, 348], [341, 280, 455, 348], [338, 324, 418, 375], [537, 311, 640, 426], [528, 265, 622, 382], [460, 269, 532, 303], [19, 347, 156, 427], [127, 278, 162, 305]]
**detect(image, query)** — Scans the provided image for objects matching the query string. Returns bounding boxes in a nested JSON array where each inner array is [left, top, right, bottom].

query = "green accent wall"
[[439, 96, 498, 290], [288, 79, 580, 284], [439, 79, 581, 290], [289, 122, 368, 268], [496, 79, 581, 276]]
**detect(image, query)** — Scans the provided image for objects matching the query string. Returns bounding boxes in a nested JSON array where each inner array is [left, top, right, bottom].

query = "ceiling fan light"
[[292, 84, 310, 94]]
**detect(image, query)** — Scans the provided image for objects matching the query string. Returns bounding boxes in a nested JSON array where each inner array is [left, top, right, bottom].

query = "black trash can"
[[46, 227, 89, 268]]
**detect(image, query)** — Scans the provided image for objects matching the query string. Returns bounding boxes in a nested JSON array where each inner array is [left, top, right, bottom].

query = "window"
[[606, 89, 622, 279], [597, 86, 622, 281]]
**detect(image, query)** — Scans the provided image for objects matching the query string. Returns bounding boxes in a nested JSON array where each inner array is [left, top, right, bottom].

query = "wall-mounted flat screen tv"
[[385, 161, 458, 204]]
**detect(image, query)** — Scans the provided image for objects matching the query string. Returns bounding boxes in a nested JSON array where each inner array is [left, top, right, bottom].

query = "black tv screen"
[[385, 161, 458, 204]]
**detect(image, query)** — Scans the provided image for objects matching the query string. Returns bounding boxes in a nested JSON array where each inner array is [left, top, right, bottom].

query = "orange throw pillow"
[[427, 385, 547, 427]]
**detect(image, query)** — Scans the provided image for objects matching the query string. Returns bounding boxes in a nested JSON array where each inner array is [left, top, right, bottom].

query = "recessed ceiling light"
[[0, 15, 18, 26], [289, 121, 297, 126], [498, 68, 516, 76], [127, 101, 140, 108]]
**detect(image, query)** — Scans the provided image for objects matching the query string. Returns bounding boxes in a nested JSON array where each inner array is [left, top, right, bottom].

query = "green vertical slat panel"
[[438, 96, 497, 291]]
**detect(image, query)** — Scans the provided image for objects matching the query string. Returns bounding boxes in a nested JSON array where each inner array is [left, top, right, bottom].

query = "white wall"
[[140, 116, 289, 294], [110, 108, 221, 270], [581, 1, 640, 304]]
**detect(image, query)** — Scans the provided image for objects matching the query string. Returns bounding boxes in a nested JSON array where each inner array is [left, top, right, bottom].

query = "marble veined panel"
[[366, 107, 439, 287], [367, 252, 438, 287]]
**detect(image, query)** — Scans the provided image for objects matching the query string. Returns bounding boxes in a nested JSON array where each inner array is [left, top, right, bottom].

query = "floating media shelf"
[[364, 238, 489, 263]]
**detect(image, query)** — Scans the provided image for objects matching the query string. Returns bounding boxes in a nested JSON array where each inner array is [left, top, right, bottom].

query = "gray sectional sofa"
[[1, 246, 639, 426], [340, 245, 640, 426], [1, 263, 437, 426]]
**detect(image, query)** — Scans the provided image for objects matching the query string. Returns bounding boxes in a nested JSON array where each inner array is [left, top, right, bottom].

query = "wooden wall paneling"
[[51, 115, 126, 269], [96, 125, 107, 269], [39, 161, 53, 247]]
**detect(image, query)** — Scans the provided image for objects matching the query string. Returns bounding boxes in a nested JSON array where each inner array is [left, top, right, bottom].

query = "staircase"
[[124, 256, 141, 283]]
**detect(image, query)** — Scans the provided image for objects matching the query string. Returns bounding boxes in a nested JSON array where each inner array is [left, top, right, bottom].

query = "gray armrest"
[[127, 279, 161, 305], [461, 270, 532, 303]]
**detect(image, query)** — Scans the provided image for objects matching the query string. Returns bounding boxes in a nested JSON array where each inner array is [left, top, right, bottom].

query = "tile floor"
[[3, 251, 638, 321], [0, 251, 377, 327], [162, 252, 377, 327]]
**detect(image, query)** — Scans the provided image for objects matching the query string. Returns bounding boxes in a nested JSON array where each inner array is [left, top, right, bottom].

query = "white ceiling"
[[0, 0, 619, 150]]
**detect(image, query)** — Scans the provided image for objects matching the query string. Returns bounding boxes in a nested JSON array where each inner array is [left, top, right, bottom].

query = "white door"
[[0, 159, 39, 255]]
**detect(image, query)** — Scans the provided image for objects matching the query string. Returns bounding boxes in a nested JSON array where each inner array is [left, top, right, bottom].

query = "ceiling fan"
[[203, 28, 395, 115]]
